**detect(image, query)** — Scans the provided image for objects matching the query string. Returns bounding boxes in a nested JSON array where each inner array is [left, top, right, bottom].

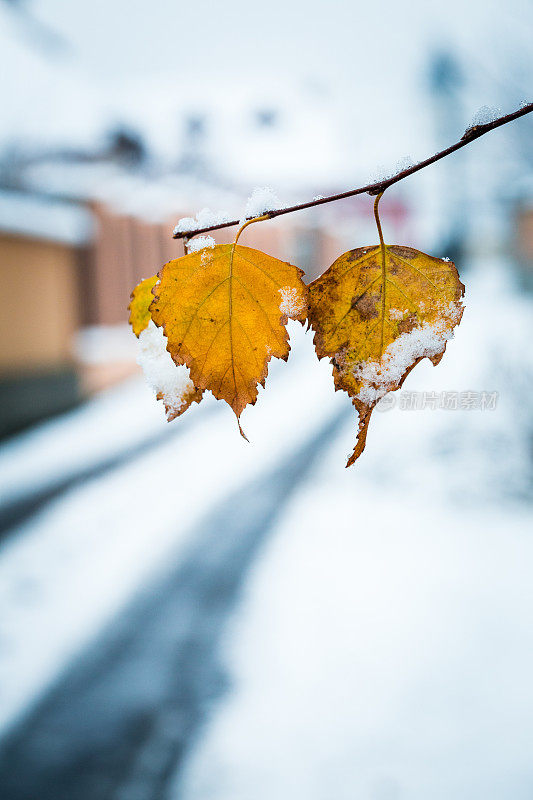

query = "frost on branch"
[[470, 105, 501, 126], [463, 106, 502, 139], [368, 155, 416, 184], [174, 208, 230, 235], [242, 186, 285, 221], [173, 188, 286, 236], [307, 244, 465, 466]]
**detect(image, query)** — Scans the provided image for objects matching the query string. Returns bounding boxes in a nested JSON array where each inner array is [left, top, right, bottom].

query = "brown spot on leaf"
[[388, 245, 416, 259], [351, 290, 381, 320], [397, 312, 417, 334]]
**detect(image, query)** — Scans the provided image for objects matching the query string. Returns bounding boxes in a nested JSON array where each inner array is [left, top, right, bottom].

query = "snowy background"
[[0, 1, 532, 799]]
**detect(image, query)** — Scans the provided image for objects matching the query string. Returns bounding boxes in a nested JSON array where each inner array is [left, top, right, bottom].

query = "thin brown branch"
[[173, 102, 533, 240]]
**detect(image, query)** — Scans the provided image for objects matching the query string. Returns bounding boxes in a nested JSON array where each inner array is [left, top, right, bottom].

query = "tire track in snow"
[[0, 407, 347, 800], [0, 404, 216, 540]]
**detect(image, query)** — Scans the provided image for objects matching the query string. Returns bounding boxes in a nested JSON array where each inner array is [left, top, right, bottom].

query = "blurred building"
[[514, 182, 533, 288], [516, 202, 533, 265], [0, 137, 410, 439]]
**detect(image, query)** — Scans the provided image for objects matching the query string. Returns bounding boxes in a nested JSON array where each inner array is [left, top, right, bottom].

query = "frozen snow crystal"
[[242, 187, 285, 221], [470, 105, 501, 127], [395, 155, 415, 172], [388, 307, 407, 321], [174, 208, 230, 235], [369, 163, 392, 183], [354, 303, 463, 405], [188, 235, 215, 253], [370, 156, 415, 184], [173, 217, 196, 234], [137, 321, 195, 419], [279, 286, 306, 318]]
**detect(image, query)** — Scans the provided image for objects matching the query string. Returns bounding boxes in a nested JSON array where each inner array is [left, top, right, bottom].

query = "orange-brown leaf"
[[308, 244, 465, 466], [150, 244, 307, 423]]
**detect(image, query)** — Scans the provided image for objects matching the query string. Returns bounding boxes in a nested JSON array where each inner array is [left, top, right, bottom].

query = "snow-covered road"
[[0, 407, 346, 800], [0, 322, 346, 738], [173, 263, 533, 800], [0, 260, 532, 800], [177, 421, 533, 800]]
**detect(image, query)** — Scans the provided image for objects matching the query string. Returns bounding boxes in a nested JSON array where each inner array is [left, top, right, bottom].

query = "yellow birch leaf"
[[308, 242, 465, 467], [128, 275, 159, 337], [129, 275, 203, 420], [150, 242, 307, 431]]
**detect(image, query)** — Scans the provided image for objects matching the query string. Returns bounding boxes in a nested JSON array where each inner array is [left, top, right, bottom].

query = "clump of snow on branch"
[[354, 302, 463, 405], [395, 155, 415, 172], [188, 235, 215, 253], [137, 321, 195, 419], [174, 208, 230, 235], [369, 163, 391, 183], [470, 105, 501, 127], [279, 286, 306, 318], [242, 187, 285, 221], [369, 155, 415, 184]]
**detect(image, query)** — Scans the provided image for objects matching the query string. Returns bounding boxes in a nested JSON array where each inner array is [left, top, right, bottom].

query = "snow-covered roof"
[[0, 190, 93, 246], [23, 160, 246, 226]]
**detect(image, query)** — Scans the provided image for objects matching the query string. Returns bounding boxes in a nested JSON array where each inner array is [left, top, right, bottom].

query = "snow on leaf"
[[137, 321, 203, 421], [279, 286, 306, 318], [188, 235, 216, 253], [129, 276, 203, 419], [307, 244, 465, 466], [150, 244, 307, 428], [388, 307, 407, 321]]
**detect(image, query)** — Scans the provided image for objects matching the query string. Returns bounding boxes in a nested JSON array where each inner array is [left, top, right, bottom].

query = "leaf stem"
[[373, 192, 386, 250], [233, 214, 269, 244], [173, 101, 533, 240], [374, 191, 387, 358]]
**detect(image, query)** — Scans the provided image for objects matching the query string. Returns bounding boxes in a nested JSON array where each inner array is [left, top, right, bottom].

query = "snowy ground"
[[0, 258, 532, 799], [172, 259, 533, 800], [0, 325, 345, 736], [176, 457, 533, 800]]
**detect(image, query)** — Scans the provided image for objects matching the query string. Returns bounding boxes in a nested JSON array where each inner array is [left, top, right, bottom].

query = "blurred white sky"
[[0, 0, 531, 180]]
